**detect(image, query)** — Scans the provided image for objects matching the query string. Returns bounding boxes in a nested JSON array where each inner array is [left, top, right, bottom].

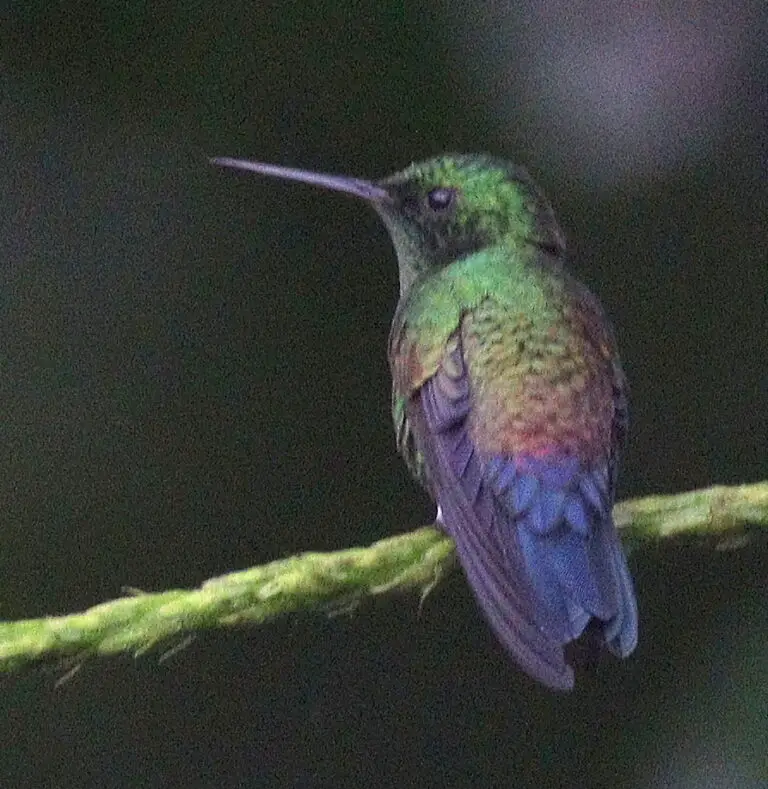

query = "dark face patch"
[[378, 178, 488, 271]]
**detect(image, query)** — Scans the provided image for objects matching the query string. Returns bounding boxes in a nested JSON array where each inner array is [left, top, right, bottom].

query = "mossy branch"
[[0, 481, 766, 674]]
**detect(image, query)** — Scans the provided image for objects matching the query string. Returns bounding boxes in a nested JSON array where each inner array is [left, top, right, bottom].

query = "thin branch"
[[0, 481, 766, 674]]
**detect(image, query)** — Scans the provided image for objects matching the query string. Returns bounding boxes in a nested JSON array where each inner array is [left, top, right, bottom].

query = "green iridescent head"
[[211, 153, 565, 294], [374, 154, 565, 289]]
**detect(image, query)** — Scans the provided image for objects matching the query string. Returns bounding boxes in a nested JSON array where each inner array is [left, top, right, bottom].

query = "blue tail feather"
[[507, 460, 635, 649], [562, 494, 591, 536]]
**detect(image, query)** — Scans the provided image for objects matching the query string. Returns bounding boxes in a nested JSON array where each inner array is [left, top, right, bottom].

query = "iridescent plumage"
[[213, 152, 638, 690], [384, 156, 637, 689]]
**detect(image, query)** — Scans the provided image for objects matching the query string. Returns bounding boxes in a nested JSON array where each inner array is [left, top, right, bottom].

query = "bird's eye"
[[426, 187, 456, 212]]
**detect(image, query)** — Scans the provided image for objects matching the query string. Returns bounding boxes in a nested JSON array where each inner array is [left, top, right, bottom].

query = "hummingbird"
[[212, 153, 638, 690]]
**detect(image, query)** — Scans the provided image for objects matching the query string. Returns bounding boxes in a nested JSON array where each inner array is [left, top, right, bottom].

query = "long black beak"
[[211, 157, 390, 203]]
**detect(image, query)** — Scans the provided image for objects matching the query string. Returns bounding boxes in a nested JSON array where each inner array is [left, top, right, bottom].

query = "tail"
[[490, 457, 638, 660]]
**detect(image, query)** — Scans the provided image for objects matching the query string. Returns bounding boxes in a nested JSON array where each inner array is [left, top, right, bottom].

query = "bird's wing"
[[391, 300, 636, 690]]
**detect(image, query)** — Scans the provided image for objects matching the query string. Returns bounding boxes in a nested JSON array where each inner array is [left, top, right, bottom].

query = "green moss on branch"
[[0, 481, 766, 674]]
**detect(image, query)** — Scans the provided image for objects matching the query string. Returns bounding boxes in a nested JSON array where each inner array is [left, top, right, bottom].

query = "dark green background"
[[1, 4, 766, 787]]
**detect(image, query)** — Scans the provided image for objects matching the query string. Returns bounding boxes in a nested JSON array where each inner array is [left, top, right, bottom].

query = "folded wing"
[[408, 331, 637, 690]]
